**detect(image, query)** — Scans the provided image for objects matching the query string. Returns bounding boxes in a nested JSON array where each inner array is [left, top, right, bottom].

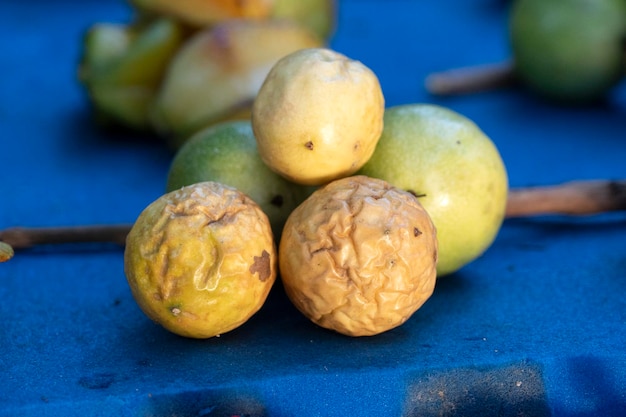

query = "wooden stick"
[[0, 224, 130, 252], [0, 179, 624, 261], [506, 179, 626, 217], [425, 60, 516, 96]]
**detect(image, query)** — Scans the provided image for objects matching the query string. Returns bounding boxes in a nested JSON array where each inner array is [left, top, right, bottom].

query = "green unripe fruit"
[[166, 120, 309, 237], [79, 18, 185, 130], [510, 0, 626, 102]]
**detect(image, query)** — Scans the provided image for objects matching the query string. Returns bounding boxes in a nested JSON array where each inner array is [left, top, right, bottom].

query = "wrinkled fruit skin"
[[510, 0, 626, 102], [124, 182, 277, 339], [165, 120, 310, 238], [279, 175, 438, 337], [252, 48, 385, 185], [358, 104, 508, 276]]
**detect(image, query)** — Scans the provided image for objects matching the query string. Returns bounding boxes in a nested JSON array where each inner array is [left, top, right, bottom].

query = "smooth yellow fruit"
[[124, 182, 277, 339], [279, 175, 438, 337], [358, 104, 508, 276], [252, 48, 385, 185]]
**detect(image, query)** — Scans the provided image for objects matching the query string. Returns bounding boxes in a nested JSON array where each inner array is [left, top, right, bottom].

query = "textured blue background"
[[1, 1, 625, 416]]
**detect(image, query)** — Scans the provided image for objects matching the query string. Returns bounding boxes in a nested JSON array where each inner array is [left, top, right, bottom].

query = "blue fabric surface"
[[1, 0, 625, 416]]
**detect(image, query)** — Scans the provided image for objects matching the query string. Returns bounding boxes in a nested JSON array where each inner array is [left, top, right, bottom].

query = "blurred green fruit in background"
[[271, 0, 336, 41], [510, 0, 626, 102], [79, 18, 186, 130]]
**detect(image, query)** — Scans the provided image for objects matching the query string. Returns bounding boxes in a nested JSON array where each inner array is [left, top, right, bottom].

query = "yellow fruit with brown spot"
[[252, 48, 385, 185], [124, 181, 277, 339], [279, 175, 438, 337]]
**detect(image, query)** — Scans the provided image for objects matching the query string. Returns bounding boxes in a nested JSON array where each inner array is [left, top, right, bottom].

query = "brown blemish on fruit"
[[305, 141, 314, 150], [124, 182, 277, 339], [414, 227, 422, 237], [250, 250, 271, 282], [207, 24, 235, 68], [270, 195, 284, 207]]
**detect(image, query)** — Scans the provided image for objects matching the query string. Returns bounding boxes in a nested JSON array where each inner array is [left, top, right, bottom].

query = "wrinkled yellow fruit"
[[124, 182, 277, 339], [252, 48, 385, 185], [279, 175, 438, 337]]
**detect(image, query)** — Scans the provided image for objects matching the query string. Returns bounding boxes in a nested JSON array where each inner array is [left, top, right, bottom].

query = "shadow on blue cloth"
[[554, 355, 626, 417]]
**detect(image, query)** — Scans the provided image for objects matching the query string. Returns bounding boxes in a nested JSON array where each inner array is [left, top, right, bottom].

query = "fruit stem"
[[425, 60, 516, 95], [506, 179, 626, 218], [0, 180, 624, 260]]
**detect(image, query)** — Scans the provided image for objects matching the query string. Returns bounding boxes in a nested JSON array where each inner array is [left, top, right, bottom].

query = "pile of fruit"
[[78, 0, 336, 148], [3, 0, 624, 338], [1, 0, 617, 340], [123, 46, 509, 339]]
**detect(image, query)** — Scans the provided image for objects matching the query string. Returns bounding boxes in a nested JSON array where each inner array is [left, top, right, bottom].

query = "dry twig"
[[0, 224, 130, 261], [1, 179, 624, 261], [506, 179, 626, 218], [425, 60, 516, 96]]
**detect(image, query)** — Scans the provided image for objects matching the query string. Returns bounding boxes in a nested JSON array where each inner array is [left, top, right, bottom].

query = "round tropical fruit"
[[165, 120, 309, 237], [510, 0, 626, 102], [252, 48, 385, 185], [358, 104, 508, 276], [279, 175, 438, 337], [124, 181, 277, 339]]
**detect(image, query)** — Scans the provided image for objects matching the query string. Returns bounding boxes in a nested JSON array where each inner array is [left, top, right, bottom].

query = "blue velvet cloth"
[[1, 1, 625, 416]]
